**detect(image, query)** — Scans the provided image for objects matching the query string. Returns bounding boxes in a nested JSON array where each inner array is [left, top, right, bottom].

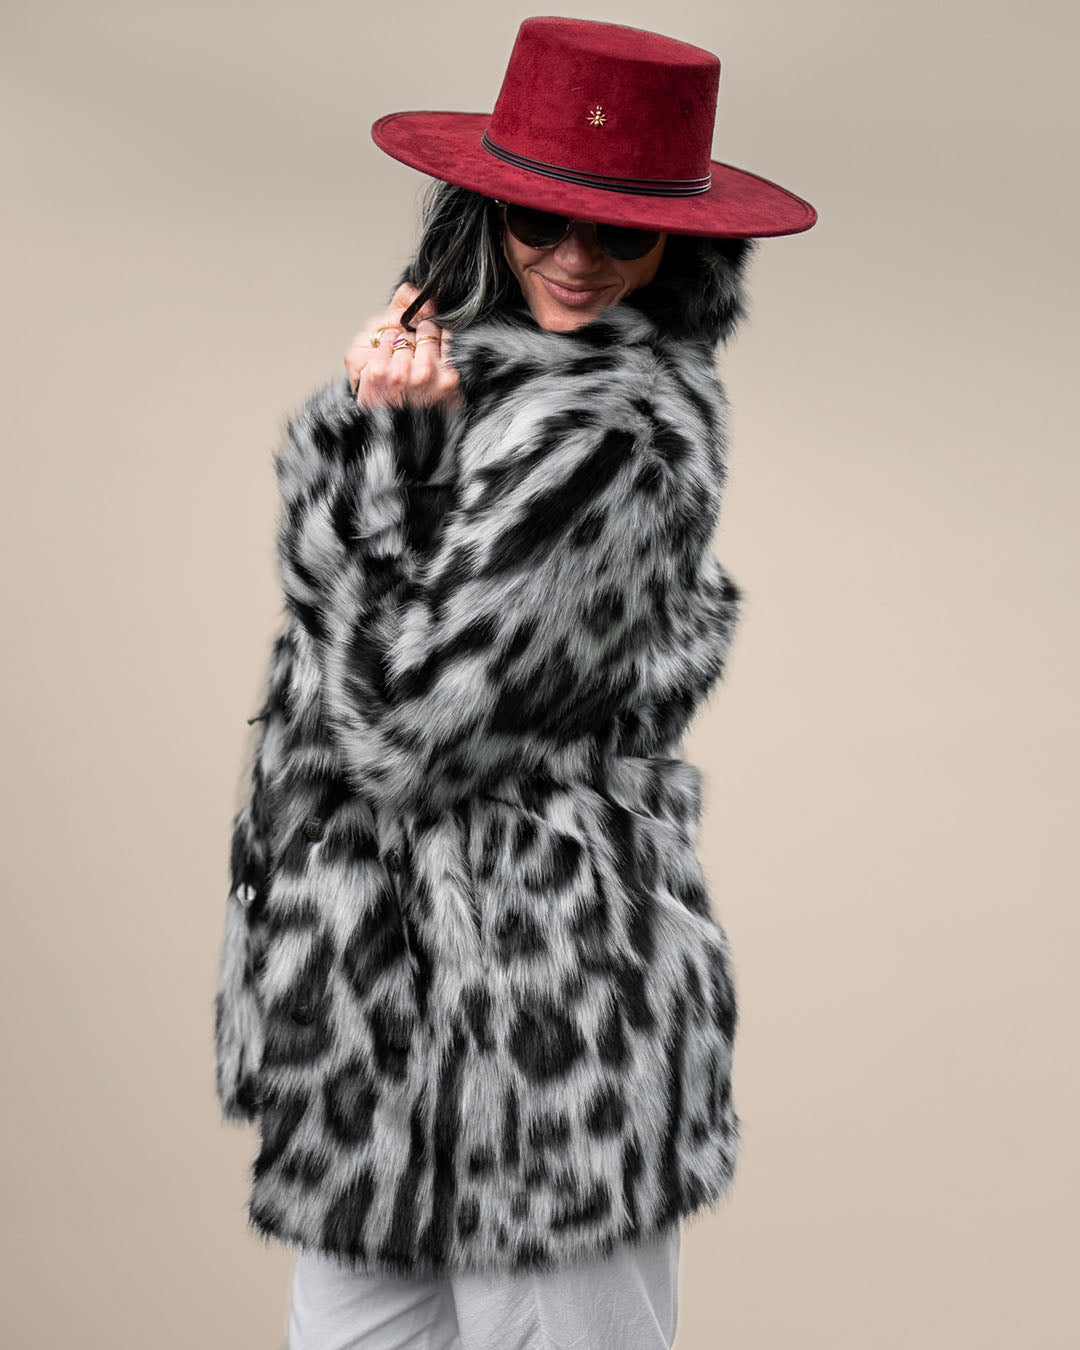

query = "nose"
[[551, 222, 606, 272]]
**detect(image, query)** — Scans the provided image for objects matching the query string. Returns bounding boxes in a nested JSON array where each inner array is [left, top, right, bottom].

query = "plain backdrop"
[[2, 1, 1076, 1347]]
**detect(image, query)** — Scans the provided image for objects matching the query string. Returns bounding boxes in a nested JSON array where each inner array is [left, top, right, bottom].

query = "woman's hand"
[[345, 282, 464, 412]]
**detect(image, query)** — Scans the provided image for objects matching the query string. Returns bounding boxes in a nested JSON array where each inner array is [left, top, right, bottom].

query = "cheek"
[[640, 249, 664, 286], [619, 257, 658, 294], [619, 242, 663, 291], [502, 232, 533, 281]]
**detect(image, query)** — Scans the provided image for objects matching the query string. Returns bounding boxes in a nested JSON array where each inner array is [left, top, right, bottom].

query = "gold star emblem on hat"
[[587, 105, 606, 126]]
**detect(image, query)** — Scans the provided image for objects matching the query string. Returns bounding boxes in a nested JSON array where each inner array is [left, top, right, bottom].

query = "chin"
[[537, 310, 599, 333], [530, 290, 617, 333]]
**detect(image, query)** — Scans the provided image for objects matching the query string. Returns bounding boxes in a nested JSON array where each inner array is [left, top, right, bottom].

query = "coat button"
[[303, 817, 324, 842], [290, 1002, 316, 1025]]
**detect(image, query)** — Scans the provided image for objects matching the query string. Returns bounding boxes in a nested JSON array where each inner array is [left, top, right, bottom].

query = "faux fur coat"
[[214, 239, 755, 1277]]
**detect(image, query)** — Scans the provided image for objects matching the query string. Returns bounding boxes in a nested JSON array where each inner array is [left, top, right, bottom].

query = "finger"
[[359, 322, 407, 403], [384, 285, 419, 328], [357, 357, 462, 410], [379, 334, 417, 400], [385, 294, 422, 332], [353, 364, 371, 405], [372, 320, 404, 344], [408, 296, 438, 326], [416, 361, 461, 411], [355, 356, 406, 408], [412, 318, 449, 357], [345, 329, 384, 389], [436, 366, 462, 408], [356, 304, 403, 341], [351, 306, 457, 409], [400, 332, 448, 407], [390, 281, 420, 309], [408, 319, 443, 384], [370, 294, 411, 336], [349, 320, 402, 367], [394, 285, 441, 332], [368, 322, 404, 362]]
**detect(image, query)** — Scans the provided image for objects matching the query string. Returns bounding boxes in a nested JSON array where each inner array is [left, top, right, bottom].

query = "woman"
[[214, 16, 816, 1349]]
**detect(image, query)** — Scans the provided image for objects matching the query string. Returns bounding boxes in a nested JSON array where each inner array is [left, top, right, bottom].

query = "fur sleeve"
[[273, 378, 455, 645], [213, 624, 293, 1123], [609, 547, 743, 759], [312, 343, 733, 814]]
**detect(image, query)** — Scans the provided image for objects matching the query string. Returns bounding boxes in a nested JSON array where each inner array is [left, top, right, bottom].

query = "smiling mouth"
[[538, 275, 613, 304]]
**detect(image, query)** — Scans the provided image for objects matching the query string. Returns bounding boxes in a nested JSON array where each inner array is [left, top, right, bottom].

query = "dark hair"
[[393, 179, 758, 348]]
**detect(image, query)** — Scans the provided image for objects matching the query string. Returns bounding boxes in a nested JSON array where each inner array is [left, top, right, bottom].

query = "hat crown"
[[486, 17, 720, 192]]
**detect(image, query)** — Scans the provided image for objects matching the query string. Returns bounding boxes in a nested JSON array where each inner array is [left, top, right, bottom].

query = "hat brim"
[[371, 111, 817, 239]]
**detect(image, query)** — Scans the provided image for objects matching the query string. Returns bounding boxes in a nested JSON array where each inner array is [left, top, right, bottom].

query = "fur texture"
[[215, 248, 753, 1276]]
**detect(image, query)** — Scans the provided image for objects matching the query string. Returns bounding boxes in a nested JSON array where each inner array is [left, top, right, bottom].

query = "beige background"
[[2, 0, 1076, 1345]]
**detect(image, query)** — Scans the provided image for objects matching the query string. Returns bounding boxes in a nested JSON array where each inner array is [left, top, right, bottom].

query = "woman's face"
[[501, 217, 667, 332]]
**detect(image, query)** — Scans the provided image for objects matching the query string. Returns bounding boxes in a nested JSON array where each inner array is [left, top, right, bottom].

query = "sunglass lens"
[[505, 205, 570, 249], [595, 225, 663, 260], [501, 203, 662, 260]]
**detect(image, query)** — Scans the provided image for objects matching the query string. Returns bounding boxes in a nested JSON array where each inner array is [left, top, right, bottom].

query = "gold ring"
[[390, 336, 415, 352], [414, 335, 442, 347], [370, 324, 400, 348]]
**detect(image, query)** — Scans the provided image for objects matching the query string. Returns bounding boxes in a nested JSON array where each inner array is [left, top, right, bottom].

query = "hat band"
[[480, 131, 712, 197]]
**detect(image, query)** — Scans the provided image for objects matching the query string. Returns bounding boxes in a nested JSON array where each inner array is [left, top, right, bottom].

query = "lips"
[[538, 275, 613, 307]]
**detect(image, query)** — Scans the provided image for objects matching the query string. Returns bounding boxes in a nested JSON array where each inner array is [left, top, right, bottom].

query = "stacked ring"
[[391, 336, 416, 352], [414, 335, 442, 348], [369, 324, 400, 348]]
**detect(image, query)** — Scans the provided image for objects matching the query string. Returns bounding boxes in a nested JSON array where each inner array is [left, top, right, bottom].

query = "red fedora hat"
[[371, 16, 817, 239]]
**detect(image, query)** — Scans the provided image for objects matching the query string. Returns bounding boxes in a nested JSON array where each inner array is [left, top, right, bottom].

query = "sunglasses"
[[494, 199, 662, 261]]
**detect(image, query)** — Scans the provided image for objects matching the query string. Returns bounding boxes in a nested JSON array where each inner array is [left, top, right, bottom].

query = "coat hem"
[[245, 1176, 735, 1279]]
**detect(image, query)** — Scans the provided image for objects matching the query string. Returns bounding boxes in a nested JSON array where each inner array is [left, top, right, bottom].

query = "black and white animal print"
[[215, 243, 755, 1276]]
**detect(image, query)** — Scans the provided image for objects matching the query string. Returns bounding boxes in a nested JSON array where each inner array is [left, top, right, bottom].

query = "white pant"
[[286, 1225, 681, 1350]]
